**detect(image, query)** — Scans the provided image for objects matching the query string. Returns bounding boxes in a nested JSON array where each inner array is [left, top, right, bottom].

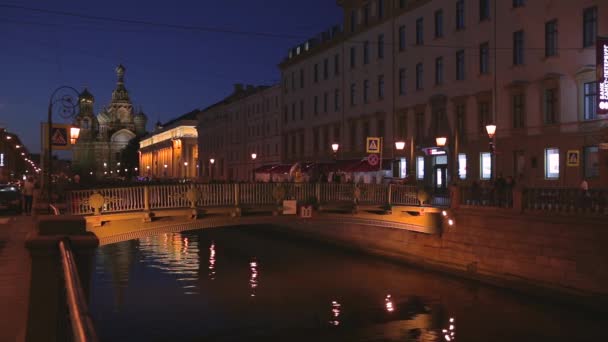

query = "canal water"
[[89, 226, 605, 341]]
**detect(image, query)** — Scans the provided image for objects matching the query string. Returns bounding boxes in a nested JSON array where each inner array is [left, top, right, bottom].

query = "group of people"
[[468, 174, 516, 207]]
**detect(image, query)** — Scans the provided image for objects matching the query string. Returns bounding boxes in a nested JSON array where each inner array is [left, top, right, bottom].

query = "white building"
[[280, 0, 607, 188]]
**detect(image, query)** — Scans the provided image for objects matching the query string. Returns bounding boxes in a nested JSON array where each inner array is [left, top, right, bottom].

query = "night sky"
[[0, 0, 342, 153]]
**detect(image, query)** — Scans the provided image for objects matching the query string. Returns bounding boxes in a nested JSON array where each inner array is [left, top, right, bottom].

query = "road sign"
[[51, 127, 68, 146], [366, 137, 381, 153], [368, 153, 379, 166]]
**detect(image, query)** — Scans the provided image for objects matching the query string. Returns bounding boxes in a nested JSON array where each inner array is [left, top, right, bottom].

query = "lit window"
[[458, 153, 467, 179], [544, 148, 560, 179], [417, 156, 424, 179], [584, 82, 597, 120], [399, 158, 407, 179], [480, 152, 491, 180]]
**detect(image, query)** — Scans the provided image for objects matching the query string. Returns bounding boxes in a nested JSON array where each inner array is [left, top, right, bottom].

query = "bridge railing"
[[65, 183, 425, 215], [523, 187, 608, 214]]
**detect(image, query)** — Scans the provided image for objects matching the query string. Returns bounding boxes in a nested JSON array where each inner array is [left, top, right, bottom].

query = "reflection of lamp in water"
[[329, 300, 341, 326], [249, 259, 259, 297], [442, 317, 456, 341], [208, 242, 216, 280], [385, 294, 395, 313]]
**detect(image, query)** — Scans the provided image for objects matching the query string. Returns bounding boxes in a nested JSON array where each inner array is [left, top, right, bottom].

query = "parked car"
[[0, 184, 22, 213]]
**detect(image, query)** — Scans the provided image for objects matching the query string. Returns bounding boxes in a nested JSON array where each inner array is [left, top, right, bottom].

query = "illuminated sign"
[[0, 153, 4, 167], [423, 147, 446, 156], [598, 37, 608, 115]]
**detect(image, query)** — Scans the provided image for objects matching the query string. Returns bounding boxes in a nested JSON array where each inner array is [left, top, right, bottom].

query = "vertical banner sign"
[[598, 37, 608, 115]]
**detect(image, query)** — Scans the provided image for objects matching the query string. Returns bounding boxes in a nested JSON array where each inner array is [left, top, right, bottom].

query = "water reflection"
[[208, 242, 216, 280], [442, 317, 455, 341], [249, 258, 259, 297], [138, 233, 200, 294], [385, 294, 395, 313], [329, 300, 341, 326]]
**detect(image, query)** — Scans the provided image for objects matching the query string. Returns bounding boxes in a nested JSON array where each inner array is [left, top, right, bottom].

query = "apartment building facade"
[[280, 0, 607, 188], [197, 84, 282, 181]]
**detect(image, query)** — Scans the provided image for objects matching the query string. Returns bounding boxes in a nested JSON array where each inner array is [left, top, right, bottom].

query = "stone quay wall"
[[270, 209, 608, 310]]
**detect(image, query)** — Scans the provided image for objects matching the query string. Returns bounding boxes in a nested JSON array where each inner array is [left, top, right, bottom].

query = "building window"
[[334, 54, 340, 76], [458, 153, 467, 179], [398, 25, 406, 51], [350, 9, 357, 33], [323, 92, 328, 113], [478, 101, 490, 131], [299, 133, 305, 156], [456, 0, 465, 30], [513, 30, 524, 65], [544, 148, 560, 179], [300, 100, 304, 120], [378, 75, 385, 100], [378, 34, 385, 59], [480, 153, 491, 179], [363, 80, 370, 104], [416, 18, 424, 45], [479, 0, 490, 21], [456, 50, 465, 80], [349, 122, 357, 150], [291, 72, 295, 91], [363, 3, 370, 26], [299, 68, 304, 88], [397, 114, 407, 138], [291, 103, 296, 121], [584, 146, 599, 178], [350, 83, 356, 106], [363, 41, 370, 64], [377, 119, 385, 137], [313, 128, 319, 154], [323, 58, 329, 80], [399, 68, 406, 95], [417, 156, 425, 180], [513, 0, 524, 8], [435, 57, 443, 85], [416, 63, 423, 90], [350, 46, 356, 68], [314, 96, 319, 115], [434, 10, 443, 38], [512, 93, 525, 128], [378, 0, 385, 19], [545, 20, 558, 57], [583, 6, 597, 48], [584, 82, 597, 120], [283, 106, 288, 122], [314, 64, 319, 83], [480, 42, 489, 74], [399, 0, 406, 9], [544, 88, 558, 124], [334, 89, 340, 111]]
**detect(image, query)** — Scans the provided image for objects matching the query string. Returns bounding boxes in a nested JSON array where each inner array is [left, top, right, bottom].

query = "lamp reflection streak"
[[385, 294, 395, 313], [209, 242, 216, 280], [442, 317, 455, 341], [249, 259, 259, 297], [329, 300, 341, 326]]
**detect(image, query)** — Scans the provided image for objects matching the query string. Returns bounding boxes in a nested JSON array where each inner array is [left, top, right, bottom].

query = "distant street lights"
[[251, 153, 257, 182], [164, 164, 168, 178], [209, 158, 215, 181], [184, 161, 188, 178]]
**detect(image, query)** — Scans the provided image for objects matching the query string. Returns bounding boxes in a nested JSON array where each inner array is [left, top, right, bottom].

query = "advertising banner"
[[598, 37, 608, 115]]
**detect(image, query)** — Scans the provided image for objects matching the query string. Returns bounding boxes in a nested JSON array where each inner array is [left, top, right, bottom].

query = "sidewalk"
[[0, 215, 35, 342]]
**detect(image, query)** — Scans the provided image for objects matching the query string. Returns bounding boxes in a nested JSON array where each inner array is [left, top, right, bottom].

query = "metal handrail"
[[58, 239, 99, 342]]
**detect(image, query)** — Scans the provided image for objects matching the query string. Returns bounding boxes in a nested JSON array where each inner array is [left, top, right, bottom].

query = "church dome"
[[97, 110, 111, 124], [79, 88, 94, 102]]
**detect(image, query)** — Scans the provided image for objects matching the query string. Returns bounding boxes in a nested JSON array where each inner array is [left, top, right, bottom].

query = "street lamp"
[[435, 136, 447, 147], [486, 124, 497, 180], [70, 127, 81, 145], [251, 153, 257, 182], [163, 164, 168, 178], [209, 158, 215, 182], [394, 141, 406, 151], [184, 161, 188, 178], [46, 86, 80, 210]]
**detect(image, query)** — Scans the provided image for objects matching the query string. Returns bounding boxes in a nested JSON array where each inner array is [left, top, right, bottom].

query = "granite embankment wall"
[[271, 209, 608, 309]]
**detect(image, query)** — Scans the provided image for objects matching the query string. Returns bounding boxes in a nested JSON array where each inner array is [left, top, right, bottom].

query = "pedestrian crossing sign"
[[366, 137, 381, 153]]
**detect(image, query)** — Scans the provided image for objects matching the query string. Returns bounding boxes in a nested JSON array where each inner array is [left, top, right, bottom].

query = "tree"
[[120, 137, 140, 179]]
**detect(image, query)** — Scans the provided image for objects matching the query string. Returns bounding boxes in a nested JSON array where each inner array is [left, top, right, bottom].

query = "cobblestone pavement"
[[0, 215, 34, 342]]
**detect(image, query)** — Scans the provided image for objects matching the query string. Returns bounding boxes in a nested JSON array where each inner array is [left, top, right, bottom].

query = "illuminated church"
[[72, 65, 148, 177]]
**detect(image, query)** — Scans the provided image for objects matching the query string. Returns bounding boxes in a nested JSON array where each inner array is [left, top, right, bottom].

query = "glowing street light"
[[331, 143, 339, 153], [435, 136, 447, 147], [394, 141, 406, 150], [251, 153, 257, 160]]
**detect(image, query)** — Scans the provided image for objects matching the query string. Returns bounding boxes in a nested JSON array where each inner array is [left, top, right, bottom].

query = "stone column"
[[25, 216, 99, 342]]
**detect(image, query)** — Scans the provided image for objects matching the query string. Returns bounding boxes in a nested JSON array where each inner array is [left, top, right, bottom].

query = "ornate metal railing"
[[65, 183, 425, 215], [523, 187, 608, 214]]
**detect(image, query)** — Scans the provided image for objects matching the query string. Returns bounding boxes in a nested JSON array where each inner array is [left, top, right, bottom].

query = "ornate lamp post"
[[46, 86, 81, 209]]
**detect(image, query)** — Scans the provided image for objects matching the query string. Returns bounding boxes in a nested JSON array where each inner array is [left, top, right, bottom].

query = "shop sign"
[[598, 36, 608, 115]]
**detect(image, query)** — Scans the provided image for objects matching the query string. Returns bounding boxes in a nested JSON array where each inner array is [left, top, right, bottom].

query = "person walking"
[[22, 177, 35, 215]]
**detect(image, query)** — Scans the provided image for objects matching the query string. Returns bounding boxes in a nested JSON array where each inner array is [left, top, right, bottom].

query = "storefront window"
[[544, 148, 560, 179], [480, 153, 491, 180], [458, 153, 467, 179], [399, 158, 407, 179], [417, 156, 424, 179]]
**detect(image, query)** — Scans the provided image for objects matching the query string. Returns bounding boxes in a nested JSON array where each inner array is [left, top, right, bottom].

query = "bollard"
[[25, 216, 99, 342]]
